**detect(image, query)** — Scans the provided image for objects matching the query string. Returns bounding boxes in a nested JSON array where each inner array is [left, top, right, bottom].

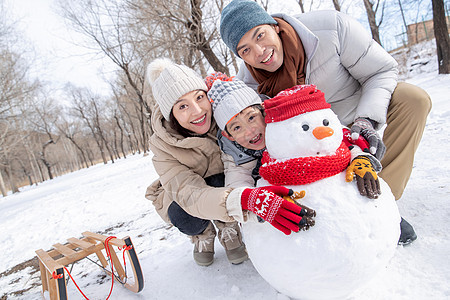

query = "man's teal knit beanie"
[[220, 0, 277, 57]]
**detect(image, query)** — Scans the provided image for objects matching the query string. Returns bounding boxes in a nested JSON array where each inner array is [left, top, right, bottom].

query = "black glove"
[[350, 118, 386, 160]]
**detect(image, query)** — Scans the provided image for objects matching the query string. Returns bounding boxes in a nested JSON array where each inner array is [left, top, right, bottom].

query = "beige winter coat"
[[145, 106, 239, 224]]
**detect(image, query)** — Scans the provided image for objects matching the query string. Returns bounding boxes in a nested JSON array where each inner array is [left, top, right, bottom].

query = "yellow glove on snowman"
[[346, 156, 381, 199]]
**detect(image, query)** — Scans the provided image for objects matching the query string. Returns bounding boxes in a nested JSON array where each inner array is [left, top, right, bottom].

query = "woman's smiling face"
[[172, 90, 212, 135]]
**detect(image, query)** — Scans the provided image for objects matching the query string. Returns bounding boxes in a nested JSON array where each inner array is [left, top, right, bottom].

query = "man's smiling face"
[[236, 24, 284, 73]]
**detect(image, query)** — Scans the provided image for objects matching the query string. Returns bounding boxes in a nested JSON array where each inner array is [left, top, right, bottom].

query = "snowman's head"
[[263, 85, 343, 160], [265, 108, 343, 160]]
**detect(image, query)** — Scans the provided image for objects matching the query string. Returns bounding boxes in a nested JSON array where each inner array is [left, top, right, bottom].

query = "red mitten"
[[241, 186, 304, 235]]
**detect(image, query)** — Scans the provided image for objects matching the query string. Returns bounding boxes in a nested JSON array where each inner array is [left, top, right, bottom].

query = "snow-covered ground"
[[1, 52, 449, 299]]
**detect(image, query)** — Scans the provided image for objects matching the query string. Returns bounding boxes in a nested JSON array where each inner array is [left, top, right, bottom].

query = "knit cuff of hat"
[[220, 0, 277, 56], [264, 85, 330, 124], [155, 73, 207, 121]]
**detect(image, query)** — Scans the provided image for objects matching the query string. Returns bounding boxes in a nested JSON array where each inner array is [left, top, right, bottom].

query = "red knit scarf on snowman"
[[259, 142, 351, 186]]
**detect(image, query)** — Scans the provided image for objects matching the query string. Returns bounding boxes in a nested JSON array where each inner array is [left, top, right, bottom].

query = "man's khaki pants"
[[379, 82, 432, 200]]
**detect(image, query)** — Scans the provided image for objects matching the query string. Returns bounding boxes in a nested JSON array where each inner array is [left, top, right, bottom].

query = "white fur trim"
[[226, 187, 247, 223]]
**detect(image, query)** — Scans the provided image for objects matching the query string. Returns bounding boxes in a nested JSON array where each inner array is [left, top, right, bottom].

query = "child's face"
[[226, 106, 266, 150], [172, 90, 212, 135]]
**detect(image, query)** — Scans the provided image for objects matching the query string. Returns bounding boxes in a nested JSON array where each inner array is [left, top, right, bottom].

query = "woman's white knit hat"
[[146, 58, 207, 120]]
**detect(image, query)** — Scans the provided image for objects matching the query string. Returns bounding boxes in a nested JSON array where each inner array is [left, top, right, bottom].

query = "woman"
[[145, 58, 304, 266]]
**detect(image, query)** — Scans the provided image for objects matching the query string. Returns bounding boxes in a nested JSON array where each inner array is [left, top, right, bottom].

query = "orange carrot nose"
[[312, 126, 334, 140]]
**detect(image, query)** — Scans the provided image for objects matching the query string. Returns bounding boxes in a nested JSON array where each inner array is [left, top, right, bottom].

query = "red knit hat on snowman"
[[264, 85, 330, 124], [259, 85, 370, 186]]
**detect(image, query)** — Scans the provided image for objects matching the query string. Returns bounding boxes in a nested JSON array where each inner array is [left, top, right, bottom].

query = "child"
[[206, 74, 267, 188]]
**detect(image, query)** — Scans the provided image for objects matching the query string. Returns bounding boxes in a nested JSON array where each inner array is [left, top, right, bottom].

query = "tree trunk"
[[130, 106, 142, 154], [397, 0, 408, 46], [5, 166, 19, 193], [297, 0, 305, 13], [66, 136, 89, 168], [127, 133, 135, 155], [40, 141, 54, 180], [0, 170, 7, 197], [97, 138, 108, 164], [121, 65, 150, 152], [102, 136, 115, 163], [112, 129, 120, 159], [114, 115, 127, 159], [363, 0, 382, 46], [40, 155, 53, 180], [332, 0, 341, 11], [138, 102, 147, 153], [432, 0, 450, 74], [62, 141, 76, 172], [188, 0, 229, 74], [24, 143, 42, 184]]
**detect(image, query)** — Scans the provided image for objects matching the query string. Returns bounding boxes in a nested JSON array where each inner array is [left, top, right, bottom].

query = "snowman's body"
[[242, 90, 400, 300]]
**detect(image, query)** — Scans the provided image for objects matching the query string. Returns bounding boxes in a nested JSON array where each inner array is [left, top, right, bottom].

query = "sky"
[[0, 41, 449, 299], [3, 0, 434, 98], [4, 0, 114, 94]]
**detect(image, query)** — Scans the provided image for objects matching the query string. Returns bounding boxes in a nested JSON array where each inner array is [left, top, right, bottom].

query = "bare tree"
[[257, 0, 269, 11], [0, 16, 39, 194], [363, 0, 385, 46], [397, 0, 408, 40], [432, 0, 450, 74], [57, 0, 151, 152], [27, 94, 61, 180], [129, 0, 230, 74], [68, 86, 114, 164], [0, 116, 32, 193], [56, 117, 92, 169], [188, 0, 229, 74]]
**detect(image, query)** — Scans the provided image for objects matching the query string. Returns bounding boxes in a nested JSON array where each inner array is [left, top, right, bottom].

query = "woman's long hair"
[[168, 111, 199, 138]]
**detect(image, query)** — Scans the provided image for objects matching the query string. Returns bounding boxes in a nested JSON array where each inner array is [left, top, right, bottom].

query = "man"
[[220, 0, 432, 245]]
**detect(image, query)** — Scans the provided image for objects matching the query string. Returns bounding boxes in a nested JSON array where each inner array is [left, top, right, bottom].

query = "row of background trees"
[[0, 0, 449, 196]]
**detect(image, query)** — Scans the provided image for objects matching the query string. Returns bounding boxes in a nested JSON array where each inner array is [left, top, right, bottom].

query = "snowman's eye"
[[323, 119, 329, 126], [302, 124, 309, 131]]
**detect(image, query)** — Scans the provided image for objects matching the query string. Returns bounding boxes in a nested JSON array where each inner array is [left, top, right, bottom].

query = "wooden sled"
[[35, 231, 144, 300]]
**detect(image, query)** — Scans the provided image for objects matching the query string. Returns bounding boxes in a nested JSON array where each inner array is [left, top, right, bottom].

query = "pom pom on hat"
[[147, 58, 173, 84], [204, 72, 234, 91], [264, 85, 331, 124], [207, 75, 262, 130], [146, 58, 207, 121]]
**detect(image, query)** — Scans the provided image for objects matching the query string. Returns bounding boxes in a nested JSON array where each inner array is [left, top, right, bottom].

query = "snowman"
[[242, 85, 400, 300]]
